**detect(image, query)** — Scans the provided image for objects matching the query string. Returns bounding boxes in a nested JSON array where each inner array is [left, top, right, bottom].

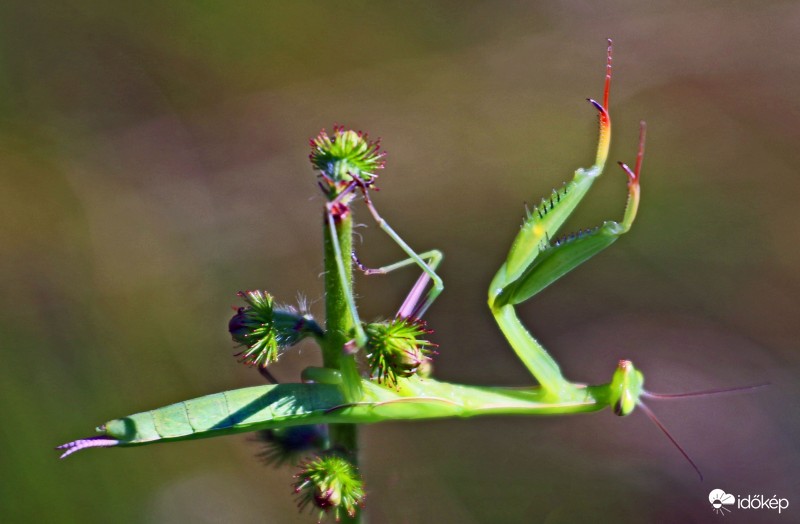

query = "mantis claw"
[[587, 97, 607, 114], [618, 121, 646, 231]]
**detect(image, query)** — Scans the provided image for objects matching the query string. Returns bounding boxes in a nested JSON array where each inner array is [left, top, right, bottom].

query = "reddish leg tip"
[[618, 162, 638, 185], [603, 40, 613, 110], [587, 98, 608, 120]]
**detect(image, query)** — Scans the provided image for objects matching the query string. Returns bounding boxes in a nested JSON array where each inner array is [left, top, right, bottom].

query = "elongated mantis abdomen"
[[58, 376, 614, 456]]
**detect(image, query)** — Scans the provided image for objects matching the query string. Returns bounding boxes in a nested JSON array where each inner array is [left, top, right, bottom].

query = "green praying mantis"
[[59, 41, 755, 487]]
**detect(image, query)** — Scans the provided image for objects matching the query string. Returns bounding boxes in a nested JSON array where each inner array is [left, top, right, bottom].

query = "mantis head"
[[605, 360, 703, 479], [606, 360, 767, 480], [608, 359, 644, 416]]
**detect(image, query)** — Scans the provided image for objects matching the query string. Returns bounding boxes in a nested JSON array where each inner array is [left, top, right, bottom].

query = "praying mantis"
[[58, 41, 746, 491]]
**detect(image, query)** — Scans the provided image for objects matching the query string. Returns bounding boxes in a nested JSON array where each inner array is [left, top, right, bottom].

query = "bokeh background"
[[2, 1, 798, 523]]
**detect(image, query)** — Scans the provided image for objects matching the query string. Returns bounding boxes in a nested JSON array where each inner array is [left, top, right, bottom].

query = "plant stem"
[[323, 211, 361, 523]]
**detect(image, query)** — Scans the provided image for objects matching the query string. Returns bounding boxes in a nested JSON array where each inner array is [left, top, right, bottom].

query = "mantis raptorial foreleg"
[[496, 123, 645, 307], [487, 41, 644, 399]]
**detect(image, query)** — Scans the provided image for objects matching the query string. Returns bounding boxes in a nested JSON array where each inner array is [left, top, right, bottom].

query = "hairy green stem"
[[323, 211, 361, 523], [323, 213, 353, 368]]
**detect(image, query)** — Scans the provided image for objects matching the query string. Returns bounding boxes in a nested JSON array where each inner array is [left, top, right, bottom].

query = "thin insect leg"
[[353, 249, 443, 277], [397, 248, 443, 318], [398, 272, 431, 319], [359, 188, 444, 318], [617, 121, 646, 231], [351, 251, 370, 273], [328, 179, 359, 210], [325, 185, 367, 348], [352, 248, 443, 318], [585, 40, 613, 174], [327, 209, 367, 347], [258, 366, 279, 384]]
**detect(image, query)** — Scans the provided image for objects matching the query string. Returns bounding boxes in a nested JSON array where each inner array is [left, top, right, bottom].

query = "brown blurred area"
[[1, 1, 798, 522]]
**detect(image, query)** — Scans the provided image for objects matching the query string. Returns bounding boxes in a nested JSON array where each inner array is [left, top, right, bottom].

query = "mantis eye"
[[608, 360, 644, 416]]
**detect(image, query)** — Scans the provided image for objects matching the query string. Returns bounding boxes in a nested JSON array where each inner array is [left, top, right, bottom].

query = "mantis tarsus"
[[59, 41, 756, 488]]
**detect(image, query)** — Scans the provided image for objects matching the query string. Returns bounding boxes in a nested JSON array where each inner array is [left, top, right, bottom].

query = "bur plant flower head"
[[293, 452, 365, 522], [229, 290, 322, 368], [310, 126, 385, 199], [365, 317, 437, 388]]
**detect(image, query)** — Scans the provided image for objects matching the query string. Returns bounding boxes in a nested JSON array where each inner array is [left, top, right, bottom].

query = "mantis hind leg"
[[354, 249, 443, 319], [358, 187, 444, 319]]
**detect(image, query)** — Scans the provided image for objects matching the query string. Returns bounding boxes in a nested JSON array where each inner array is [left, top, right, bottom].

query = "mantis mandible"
[[59, 41, 751, 484]]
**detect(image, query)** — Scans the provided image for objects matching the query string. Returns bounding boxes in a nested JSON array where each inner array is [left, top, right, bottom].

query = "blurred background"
[[1, 1, 798, 522]]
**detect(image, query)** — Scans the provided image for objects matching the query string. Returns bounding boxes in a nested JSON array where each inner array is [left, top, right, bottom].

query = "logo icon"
[[709, 489, 736, 515]]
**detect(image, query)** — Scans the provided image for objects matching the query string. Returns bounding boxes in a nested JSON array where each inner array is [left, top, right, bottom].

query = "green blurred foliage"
[[1, 1, 798, 522]]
